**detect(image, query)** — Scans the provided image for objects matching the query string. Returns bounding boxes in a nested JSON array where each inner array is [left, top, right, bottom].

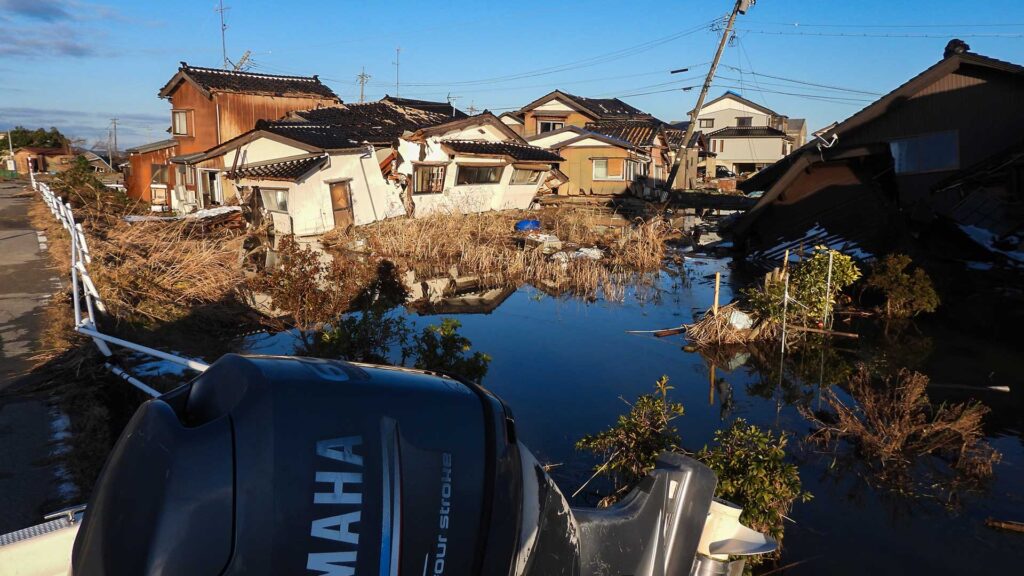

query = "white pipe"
[[76, 326, 209, 372], [105, 363, 161, 398]]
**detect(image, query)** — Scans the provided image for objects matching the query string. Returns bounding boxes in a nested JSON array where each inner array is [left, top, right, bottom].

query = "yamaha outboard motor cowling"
[[72, 355, 720, 575]]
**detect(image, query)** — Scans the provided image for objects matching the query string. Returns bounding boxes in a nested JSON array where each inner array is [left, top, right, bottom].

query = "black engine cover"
[[72, 354, 522, 575]]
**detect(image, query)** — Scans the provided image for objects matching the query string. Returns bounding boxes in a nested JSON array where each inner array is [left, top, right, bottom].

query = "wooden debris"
[[986, 518, 1024, 533]]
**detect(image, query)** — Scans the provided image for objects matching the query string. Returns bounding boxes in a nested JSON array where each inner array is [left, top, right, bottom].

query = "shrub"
[[866, 254, 940, 318], [696, 420, 810, 553], [410, 318, 491, 382], [576, 376, 684, 502], [745, 246, 860, 328], [253, 236, 351, 330]]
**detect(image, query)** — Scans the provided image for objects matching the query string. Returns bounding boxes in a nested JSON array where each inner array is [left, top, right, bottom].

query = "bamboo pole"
[[713, 271, 720, 316], [709, 363, 716, 406]]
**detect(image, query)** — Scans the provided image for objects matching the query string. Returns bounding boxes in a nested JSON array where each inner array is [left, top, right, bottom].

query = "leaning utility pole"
[[679, 0, 754, 176], [357, 67, 371, 103], [217, 0, 231, 70]]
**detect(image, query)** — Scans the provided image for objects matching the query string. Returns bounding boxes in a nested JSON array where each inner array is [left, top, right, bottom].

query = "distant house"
[[516, 90, 650, 137], [126, 63, 340, 211], [82, 151, 116, 173], [694, 92, 801, 174], [734, 41, 1024, 259], [190, 104, 559, 236], [528, 126, 651, 197], [12, 146, 74, 175]]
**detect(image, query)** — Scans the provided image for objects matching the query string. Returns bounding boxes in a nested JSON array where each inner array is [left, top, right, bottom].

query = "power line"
[[735, 28, 1024, 39], [744, 20, 1024, 29], [719, 64, 882, 95]]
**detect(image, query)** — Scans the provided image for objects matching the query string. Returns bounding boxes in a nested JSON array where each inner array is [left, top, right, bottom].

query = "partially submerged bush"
[[866, 254, 940, 318], [745, 246, 860, 329], [251, 236, 353, 330], [802, 367, 1000, 499], [696, 419, 811, 553], [576, 377, 685, 505]]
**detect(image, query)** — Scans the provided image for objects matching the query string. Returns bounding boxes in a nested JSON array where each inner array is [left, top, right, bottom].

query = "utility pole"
[[446, 93, 460, 116], [466, 102, 478, 116], [357, 66, 371, 103], [217, 0, 230, 70], [110, 118, 118, 160], [678, 0, 754, 180], [393, 47, 401, 97]]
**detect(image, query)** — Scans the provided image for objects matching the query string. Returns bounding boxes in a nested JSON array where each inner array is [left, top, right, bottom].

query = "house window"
[[699, 118, 714, 128], [261, 188, 289, 212], [736, 116, 752, 127], [456, 165, 502, 185], [150, 163, 168, 185], [151, 188, 167, 204], [172, 110, 190, 136], [889, 131, 959, 174], [593, 158, 624, 181], [510, 168, 543, 185], [538, 120, 564, 134], [414, 164, 446, 194]]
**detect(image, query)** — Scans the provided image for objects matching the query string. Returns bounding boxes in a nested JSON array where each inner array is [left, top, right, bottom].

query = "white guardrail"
[[31, 175, 210, 397]]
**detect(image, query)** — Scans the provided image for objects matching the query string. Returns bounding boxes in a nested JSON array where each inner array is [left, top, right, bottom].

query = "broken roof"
[[282, 102, 452, 145], [159, 62, 339, 100], [226, 153, 327, 181], [381, 95, 467, 118], [585, 119, 665, 148], [440, 140, 563, 162]]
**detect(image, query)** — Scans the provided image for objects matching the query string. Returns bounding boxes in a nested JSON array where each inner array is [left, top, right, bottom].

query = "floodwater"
[[242, 253, 1024, 574]]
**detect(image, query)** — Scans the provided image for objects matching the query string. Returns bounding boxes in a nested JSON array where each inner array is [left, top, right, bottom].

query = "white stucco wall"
[[708, 136, 789, 169], [533, 99, 575, 113]]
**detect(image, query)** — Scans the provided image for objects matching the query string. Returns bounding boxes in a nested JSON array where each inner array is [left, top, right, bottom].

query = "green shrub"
[[866, 254, 939, 318], [745, 246, 860, 327], [576, 376, 684, 498], [696, 419, 811, 552]]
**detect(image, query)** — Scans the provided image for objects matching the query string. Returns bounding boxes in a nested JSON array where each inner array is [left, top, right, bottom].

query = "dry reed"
[[684, 303, 777, 345]]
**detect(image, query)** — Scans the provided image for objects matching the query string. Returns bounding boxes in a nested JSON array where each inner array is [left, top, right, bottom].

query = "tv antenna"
[[216, 1, 230, 69], [393, 47, 401, 97]]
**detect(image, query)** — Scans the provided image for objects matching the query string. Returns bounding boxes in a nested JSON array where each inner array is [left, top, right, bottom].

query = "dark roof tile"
[[442, 140, 563, 162], [280, 102, 451, 145], [174, 63, 337, 99], [227, 154, 326, 181], [707, 126, 791, 139]]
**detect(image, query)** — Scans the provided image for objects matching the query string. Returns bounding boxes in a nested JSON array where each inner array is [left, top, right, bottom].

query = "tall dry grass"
[[349, 208, 669, 299]]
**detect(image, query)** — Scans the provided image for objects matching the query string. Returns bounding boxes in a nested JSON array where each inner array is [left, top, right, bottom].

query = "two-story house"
[[125, 63, 340, 211], [694, 92, 803, 175]]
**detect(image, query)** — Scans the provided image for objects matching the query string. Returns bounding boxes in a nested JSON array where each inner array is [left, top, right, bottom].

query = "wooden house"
[[527, 126, 650, 197], [734, 41, 1024, 258], [13, 146, 74, 175], [125, 63, 339, 211]]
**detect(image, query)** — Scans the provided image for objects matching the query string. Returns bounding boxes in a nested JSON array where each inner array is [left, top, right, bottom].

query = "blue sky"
[[1, 0, 1022, 148]]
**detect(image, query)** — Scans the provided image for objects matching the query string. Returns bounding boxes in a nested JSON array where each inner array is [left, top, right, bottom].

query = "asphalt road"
[[0, 179, 65, 534]]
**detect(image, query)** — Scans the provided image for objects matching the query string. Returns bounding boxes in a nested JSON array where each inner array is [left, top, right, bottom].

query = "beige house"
[[528, 126, 652, 196], [694, 92, 803, 174], [516, 90, 649, 137]]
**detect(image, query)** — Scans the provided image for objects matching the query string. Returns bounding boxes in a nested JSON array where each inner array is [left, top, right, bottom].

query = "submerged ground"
[[240, 252, 1024, 574]]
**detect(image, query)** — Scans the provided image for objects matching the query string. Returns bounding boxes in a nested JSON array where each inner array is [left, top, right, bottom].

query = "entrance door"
[[329, 181, 354, 230]]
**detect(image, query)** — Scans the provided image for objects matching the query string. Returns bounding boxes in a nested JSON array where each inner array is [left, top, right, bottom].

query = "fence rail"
[[31, 175, 209, 397]]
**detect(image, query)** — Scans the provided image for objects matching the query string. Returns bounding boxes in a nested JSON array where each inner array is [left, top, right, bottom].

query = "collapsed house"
[[190, 104, 561, 236], [734, 41, 1024, 264]]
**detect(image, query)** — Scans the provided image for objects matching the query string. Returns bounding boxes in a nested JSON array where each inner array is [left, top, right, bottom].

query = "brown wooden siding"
[[841, 66, 1024, 204], [557, 146, 633, 196], [522, 111, 595, 137], [126, 146, 177, 203]]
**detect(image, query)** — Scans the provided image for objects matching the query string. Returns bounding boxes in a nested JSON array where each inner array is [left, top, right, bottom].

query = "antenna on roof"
[[446, 92, 461, 117], [466, 101, 478, 116], [393, 47, 401, 97], [216, 0, 231, 70], [232, 50, 252, 71], [357, 67, 371, 103]]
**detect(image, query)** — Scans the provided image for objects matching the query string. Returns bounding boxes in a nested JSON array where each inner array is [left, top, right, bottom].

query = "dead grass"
[[684, 303, 778, 346], [334, 207, 669, 299], [802, 367, 1001, 496]]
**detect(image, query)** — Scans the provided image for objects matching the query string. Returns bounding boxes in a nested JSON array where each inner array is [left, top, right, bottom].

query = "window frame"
[[171, 110, 190, 136], [537, 120, 565, 134], [889, 130, 959, 175], [150, 163, 168, 185], [699, 118, 714, 129], [455, 164, 503, 186], [735, 116, 753, 127], [592, 158, 625, 181], [260, 187, 290, 213], [510, 167, 544, 185], [413, 163, 447, 195]]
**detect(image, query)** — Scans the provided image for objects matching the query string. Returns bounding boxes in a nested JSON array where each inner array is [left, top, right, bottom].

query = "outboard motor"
[[67, 354, 774, 575]]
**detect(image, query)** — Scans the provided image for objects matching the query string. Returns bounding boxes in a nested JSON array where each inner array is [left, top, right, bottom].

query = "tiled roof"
[[441, 140, 563, 162], [562, 92, 648, 118], [227, 154, 327, 181], [585, 119, 663, 148], [665, 128, 701, 149], [174, 63, 337, 98], [381, 96, 467, 118], [282, 102, 451, 145], [707, 126, 791, 139]]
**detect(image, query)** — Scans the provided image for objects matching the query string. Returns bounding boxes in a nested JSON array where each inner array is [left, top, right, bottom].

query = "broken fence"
[[31, 177, 209, 397]]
